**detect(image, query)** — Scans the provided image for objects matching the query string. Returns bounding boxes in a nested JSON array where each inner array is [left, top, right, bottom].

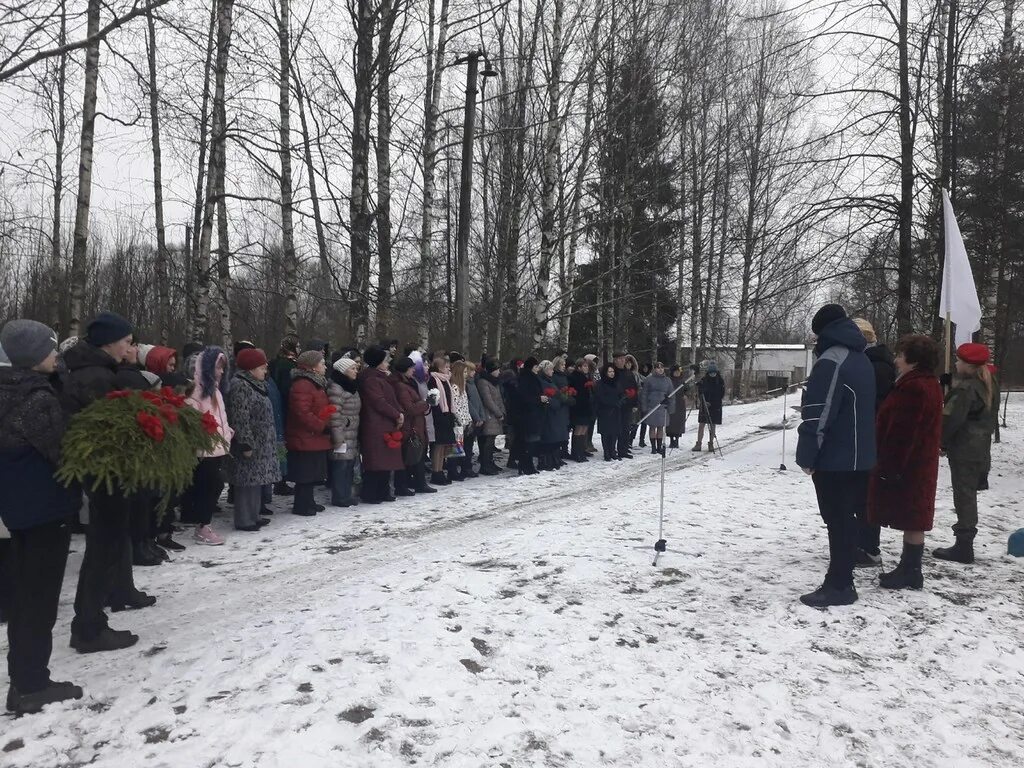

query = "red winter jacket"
[[286, 372, 332, 452], [868, 368, 944, 531]]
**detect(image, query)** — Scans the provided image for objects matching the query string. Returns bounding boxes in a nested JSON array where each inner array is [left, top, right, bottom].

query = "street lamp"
[[454, 50, 498, 355]]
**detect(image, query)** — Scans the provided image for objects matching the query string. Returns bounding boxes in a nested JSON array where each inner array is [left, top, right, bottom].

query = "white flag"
[[939, 189, 982, 346]]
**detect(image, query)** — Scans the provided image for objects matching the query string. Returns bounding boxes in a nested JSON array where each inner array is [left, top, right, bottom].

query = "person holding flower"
[[286, 351, 334, 516], [328, 356, 361, 507], [567, 358, 594, 462], [538, 360, 566, 471], [552, 356, 573, 462], [185, 347, 235, 544], [226, 348, 280, 531], [358, 346, 404, 503]]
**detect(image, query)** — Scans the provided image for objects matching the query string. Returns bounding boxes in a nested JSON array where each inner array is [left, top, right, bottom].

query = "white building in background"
[[702, 343, 815, 391]]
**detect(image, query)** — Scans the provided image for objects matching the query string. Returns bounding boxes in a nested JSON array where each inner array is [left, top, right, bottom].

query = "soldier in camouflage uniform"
[[933, 343, 995, 564]]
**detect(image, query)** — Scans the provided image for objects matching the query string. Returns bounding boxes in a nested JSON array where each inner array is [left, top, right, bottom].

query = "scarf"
[[292, 368, 329, 391], [237, 370, 268, 396], [430, 370, 452, 413]]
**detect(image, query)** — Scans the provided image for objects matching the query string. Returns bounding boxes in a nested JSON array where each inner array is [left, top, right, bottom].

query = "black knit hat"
[[523, 356, 539, 370], [483, 358, 500, 373], [811, 304, 847, 335], [363, 346, 387, 368], [393, 356, 414, 374], [85, 311, 133, 348]]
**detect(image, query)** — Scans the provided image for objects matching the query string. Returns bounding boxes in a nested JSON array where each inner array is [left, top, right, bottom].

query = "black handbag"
[[403, 432, 424, 466]]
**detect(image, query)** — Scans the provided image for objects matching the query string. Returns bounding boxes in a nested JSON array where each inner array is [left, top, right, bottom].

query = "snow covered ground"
[[3, 395, 1023, 768]]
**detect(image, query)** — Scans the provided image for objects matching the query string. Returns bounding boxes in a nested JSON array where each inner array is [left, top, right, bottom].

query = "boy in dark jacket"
[[0, 320, 83, 714], [62, 312, 145, 653], [796, 304, 877, 608]]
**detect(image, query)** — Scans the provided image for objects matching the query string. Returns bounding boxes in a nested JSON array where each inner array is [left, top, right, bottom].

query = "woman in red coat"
[[358, 346, 405, 504], [868, 334, 944, 590], [391, 357, 437, 497], [286, 351, 335, 517]]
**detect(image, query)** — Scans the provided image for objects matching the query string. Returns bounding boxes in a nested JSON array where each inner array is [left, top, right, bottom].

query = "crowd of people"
[[0, 311, 725, 714], [0, 303, 1003, 713]]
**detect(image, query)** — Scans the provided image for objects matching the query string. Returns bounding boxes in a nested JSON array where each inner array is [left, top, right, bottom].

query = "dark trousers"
[[0, 537, 10, 623], [617, 421, 633, 457], [186, 457, 226, 526], [478, 435, 497, 469], [361, 470, 393, 502], [408, 461, 430, 490], [330, 460, 356, 506], [950, 458, 985, 532], [464, 429, 477, 466], [7, 521, 70, 692], [857, 508, 881, 556], [294, 483, 317, 514], [812, 470, 869, 589], [72, 488, 129, 639]]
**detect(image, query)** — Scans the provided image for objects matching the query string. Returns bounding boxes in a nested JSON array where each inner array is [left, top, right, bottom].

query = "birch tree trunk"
[[146, 7, 170, 344], [67, 0, 101, 339], [194, 0, 235, 343], [48, 0, 68, 332], [188, 2, 218, 340], [375, 1, 398, 340], [278, 0, 298, 339], [215, 100, 232, 349], [532, 0, 564, 352], [419, 0, 451, 349], [348, 0, 375, 345]]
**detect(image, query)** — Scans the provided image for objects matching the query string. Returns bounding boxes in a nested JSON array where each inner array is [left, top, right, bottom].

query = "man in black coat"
[[62, 312, 146, 654]]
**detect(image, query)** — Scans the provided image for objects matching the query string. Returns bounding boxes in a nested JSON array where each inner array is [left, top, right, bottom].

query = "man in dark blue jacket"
[[797, 304, 877, 607]]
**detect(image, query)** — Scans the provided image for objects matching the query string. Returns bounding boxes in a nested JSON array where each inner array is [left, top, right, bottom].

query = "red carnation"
[[543, 387, 557, 398], [106, 390, 132, 400], [136, 411, 165, 442], [384, 430, 404, 449], [160, 387, 186, 407], [625, 387, 637, 399], [158, 405, 179, 424], [201, 412, 220, 435], [584, 380, 595, 390], [141, 391, 163, 405], [317, 404, 338, 421], [567, 387, 578, 397]]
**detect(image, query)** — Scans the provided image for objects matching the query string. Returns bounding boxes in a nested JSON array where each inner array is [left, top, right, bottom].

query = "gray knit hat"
[[296, 350, 325, 370], [0, 320, 59, 368]]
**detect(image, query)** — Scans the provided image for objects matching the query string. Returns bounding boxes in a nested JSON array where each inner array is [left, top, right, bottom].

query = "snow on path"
[[2, 396, 1023, 768]]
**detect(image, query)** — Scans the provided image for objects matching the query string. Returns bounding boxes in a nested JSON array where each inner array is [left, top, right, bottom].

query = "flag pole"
[[944, 311, 952, 377]]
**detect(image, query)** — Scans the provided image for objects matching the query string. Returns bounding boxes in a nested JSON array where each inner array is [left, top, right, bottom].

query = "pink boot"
[[193, 525, 225, 546]]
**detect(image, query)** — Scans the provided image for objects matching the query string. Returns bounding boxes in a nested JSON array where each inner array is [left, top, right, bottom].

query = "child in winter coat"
[[185, 347, 235, 545], [0, 320, 83, 714], [328, 357, 361, 507]]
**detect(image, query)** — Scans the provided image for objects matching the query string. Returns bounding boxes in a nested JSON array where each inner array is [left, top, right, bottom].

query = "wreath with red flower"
[[58, 388, 227, 515]]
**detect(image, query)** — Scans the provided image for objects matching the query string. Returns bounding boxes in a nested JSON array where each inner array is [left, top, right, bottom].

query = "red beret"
[[236, 348, 269, 371], [956, 343, 990, 366]]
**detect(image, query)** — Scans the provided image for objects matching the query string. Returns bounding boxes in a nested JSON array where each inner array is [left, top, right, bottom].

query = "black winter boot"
[[518, 455, 538, 475], [933, 529, 976, 564], [431, 471, 451, 486], [879, 543, 924, 589]]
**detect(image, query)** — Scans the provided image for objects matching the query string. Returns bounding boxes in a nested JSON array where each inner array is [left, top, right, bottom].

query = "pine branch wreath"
[[57, 387, 226, 513]]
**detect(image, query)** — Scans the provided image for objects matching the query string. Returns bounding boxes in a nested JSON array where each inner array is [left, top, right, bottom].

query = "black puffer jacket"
[[865, 344, 896, 411], [0, 367, 74, 530], [60, 341, 120, 415], [0, 368, 66, 466]]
